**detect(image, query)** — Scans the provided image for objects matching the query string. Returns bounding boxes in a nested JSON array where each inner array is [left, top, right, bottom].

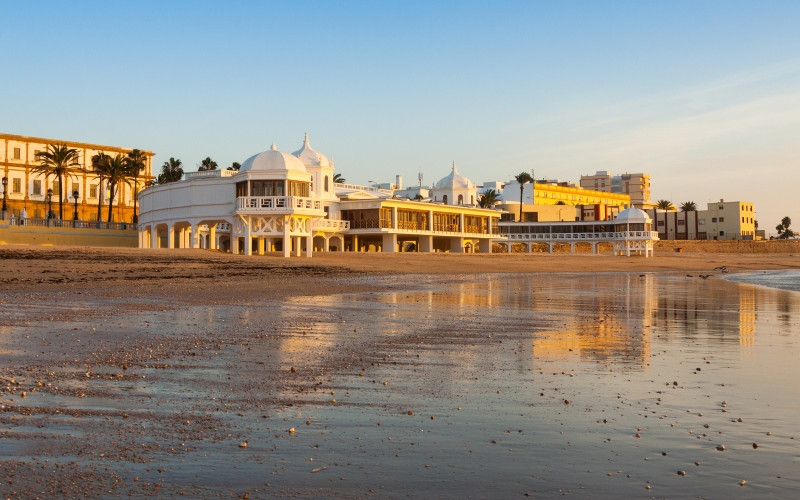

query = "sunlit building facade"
[[1, 132, 154, 222]]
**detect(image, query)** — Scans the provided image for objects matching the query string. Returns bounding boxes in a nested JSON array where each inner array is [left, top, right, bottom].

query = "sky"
[[3, 1, 799, 235]]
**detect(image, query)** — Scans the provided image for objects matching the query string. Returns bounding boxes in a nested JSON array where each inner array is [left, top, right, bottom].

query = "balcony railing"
[[236, 196, 323, 212], [312, 219, 350, 231]]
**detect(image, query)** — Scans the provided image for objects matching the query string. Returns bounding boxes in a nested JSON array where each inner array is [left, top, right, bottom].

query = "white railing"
[[502, 230, 659, 242], [185, 170, 237, 179], [334, 183, 393, 195], [312, 219, 350, 231], [236, 196, 323, 212]]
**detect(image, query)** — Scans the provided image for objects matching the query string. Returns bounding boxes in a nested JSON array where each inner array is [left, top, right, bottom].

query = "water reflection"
[[283, 272, 800, 370]]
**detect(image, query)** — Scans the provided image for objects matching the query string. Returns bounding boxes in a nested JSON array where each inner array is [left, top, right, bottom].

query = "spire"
[[304, 132, 310, 145], [452, 161, 457, 172], [270, 143, 277, 151]]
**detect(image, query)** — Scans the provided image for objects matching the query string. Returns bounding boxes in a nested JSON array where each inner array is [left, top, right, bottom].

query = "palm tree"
[[104, 154, 130, 223], [477, 188, 500, 208], [126, 149, 147, 223], [514, 172, 533, 221], [157, 158, 184, 184], [656, 199, 675, 211], [227, 161, 241, 171], [33, 143, 82, 220], [198, 157, 218, 171], [679, 201, 697, 212], [333, 172, 346, 183], [91, 152, 110, 221]]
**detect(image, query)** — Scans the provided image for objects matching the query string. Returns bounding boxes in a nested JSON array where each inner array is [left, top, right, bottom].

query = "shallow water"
[[2, 272, 800, 497]]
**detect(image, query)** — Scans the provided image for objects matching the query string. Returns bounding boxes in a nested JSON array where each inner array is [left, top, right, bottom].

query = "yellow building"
[[1, 133, 154, 222], [499, 180, 631, 222]]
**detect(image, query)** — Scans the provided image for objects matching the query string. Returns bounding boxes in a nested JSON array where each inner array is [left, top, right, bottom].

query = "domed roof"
[[292, 133, 330, 167], [239, 143, 307, 173], [435, 162, 474, 190], [615, 207, 651, 223]]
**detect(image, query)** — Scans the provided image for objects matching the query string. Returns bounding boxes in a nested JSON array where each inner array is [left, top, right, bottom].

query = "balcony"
[[236, 196, 323, 213]]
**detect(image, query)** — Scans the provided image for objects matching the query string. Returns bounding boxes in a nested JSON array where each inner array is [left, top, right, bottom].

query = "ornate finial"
[[270, 143, 277, 151], [452, 161, 457, 172], [304, 132, 310, 145]]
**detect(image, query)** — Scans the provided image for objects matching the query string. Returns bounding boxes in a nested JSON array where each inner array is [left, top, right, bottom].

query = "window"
[[12, 178, 21, 193], [324, 175, 329, 192], [90, 184, 98, 198], [678, 220, 685, 226], [720, 231, 725, 236], [712, 217, 717, 222], [457, 194, 464, 205], [657, 220, 665, 227], [52, 181, 60, 194], [719, 205, 724, 210], [719, 217, 725, 222], [442, 195, 448, 205], [13, 147, 21, 160], [33, 180, 42, 195], [72, 183, 79, 196]]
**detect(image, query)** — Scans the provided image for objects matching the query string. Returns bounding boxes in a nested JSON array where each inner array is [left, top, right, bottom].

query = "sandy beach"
[[2, 246, 800, 497]]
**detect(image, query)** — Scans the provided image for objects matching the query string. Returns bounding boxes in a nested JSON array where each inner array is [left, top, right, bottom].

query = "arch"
[[443, 195, 448, 205], [324, 175, 329, 192], [458, 194, 464, 205]]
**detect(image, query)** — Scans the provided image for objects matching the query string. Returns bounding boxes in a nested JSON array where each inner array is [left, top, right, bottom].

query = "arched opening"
[[458, 194, 464, 205], [324, 175, 329, 192], [443, 195, 448, 205]]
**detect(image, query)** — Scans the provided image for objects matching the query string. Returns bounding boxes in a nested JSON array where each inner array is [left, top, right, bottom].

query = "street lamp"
[[73, 190, 79, 221], [46, 188, 53, 226], [1, 176, 7, 220]]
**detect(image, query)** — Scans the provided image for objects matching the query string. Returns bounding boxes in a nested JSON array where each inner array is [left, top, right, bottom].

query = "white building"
[[138, 136, 501, 256]]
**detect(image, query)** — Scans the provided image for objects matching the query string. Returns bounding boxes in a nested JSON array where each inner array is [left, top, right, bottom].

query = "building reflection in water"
[[269, 273, 797, 375]]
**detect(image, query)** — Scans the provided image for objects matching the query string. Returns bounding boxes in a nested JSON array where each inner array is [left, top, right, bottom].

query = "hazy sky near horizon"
[[3, 1, 799, 233]]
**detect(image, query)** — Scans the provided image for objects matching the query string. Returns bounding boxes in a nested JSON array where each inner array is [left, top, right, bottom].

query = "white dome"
[[240, 144, 307, 173], [292, 133, 330, 167], [435, 162, 474, 189], [615, 207, 650, 223]]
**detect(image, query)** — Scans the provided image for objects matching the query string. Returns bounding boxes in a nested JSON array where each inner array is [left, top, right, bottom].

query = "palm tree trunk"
[[133, 174, 138, 223], [107, 183, 115, 223], [96, 178, 104, 222], [57, 173, 64, 220], [519, 186, 524, 222]]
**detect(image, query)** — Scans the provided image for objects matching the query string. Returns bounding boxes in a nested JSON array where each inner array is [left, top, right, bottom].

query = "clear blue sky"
[[3, 1, 799, 233]]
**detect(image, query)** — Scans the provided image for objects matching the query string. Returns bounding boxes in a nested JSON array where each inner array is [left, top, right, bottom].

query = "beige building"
[[647, 199, 756, 240], [1, 133, 154, 222], [580, 171, 653, 209]]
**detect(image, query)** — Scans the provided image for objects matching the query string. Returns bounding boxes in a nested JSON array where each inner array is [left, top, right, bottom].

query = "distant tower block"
[[396, 175, 403, 190]]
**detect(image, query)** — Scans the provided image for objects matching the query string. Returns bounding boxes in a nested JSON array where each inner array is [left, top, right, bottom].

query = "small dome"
[[615, 207, 651, 223], [240, 143, 307, 173], [435, 162, 474, 189], [293, 133, 330, 167]]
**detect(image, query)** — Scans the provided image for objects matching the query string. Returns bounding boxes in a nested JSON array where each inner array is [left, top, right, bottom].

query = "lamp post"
[[1, 176, 7, 220], [46, 188, 53, 226], [73, 190, 79, 221]]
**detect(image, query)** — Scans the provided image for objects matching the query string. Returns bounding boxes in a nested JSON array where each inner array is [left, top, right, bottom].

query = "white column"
[[244, 221, 252, 256], [191, 223, 200, 249], [150, 226, 158, 249], [305, 235, 313, 257], [382, 233, 397, 252], [168, 224, 175, 249], [283, 228, 291, 258], [209, 224, 217, 250]]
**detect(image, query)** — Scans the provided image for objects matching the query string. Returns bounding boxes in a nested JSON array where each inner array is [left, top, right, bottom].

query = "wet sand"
[[1, 247, 800, 497]]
